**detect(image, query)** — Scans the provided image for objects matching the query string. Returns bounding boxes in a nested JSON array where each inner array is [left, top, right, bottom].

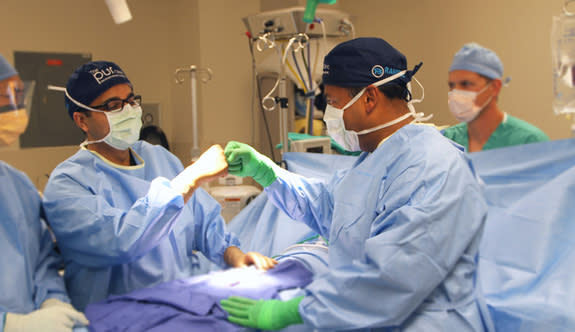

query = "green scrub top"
[[442, 113, 549, 152]]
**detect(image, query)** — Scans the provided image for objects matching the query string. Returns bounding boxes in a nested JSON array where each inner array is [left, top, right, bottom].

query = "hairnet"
[[322, 37, 421, 88], [449, 43, 503, 80], [65, 61, 132, 118], [0, 54, 18, 81]]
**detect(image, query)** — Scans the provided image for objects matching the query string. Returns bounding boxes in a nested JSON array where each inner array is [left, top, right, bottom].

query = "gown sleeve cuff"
[[149, 177, 185, 209]]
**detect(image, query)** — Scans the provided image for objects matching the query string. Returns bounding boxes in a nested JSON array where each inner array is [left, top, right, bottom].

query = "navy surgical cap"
[[0, 54, 18, 81], [449, 43, 503, 80], [322, 37, 422, 88], [65, 61, 132, 118]]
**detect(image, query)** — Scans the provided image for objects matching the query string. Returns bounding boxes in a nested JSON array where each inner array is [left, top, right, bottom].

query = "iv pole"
[[175, 65, 212, 161], [278, 46, 289, 156]]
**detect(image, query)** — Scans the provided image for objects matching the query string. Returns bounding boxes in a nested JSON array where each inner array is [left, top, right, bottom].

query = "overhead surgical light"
[[105, 0, 132, 24]]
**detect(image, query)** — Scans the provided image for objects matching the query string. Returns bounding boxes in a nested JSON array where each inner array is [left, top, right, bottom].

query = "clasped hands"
[[170, 144, 230, 203], [172, 144, 278, 271]]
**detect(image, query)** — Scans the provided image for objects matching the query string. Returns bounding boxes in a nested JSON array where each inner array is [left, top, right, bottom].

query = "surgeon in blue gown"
[[0, 55, 89, 331], [42, 61, 276, 311], [221, 38, 488, 331]]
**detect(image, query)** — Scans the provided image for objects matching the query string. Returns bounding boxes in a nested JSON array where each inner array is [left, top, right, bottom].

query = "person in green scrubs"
[[443, 43, 549, 152]]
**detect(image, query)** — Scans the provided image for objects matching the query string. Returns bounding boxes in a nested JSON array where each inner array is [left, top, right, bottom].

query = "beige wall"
[[0, 0, 571, 191], [339, 0, 571, 138], [194, 0, 261, 149]]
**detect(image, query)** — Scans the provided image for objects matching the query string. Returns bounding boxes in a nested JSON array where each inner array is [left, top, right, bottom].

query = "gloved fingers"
[[259, 256, 279, 270], [224, 141, 242, 149], [60, 307, 90, 326], [227, 156, 243, 166], [227, 315, 255, 328], [251, 254, 265, 270], [194, 144, 229, 175], [224, 141, 243, 157], [178, 145, 230, 186], [220, 303, 250, 318], [225, 149, 243, 164], [225, 141, 255, 159], [244, 252, 278, 271], [220, 298, 243, 311], [43, 308, 77, 329], [227, 163, 243, 174], [227, 159, 243, 170]]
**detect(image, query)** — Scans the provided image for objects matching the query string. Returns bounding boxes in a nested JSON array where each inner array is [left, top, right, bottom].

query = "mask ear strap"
[[348, 70, 408, 110], [408, 77, 425, 104], [47, 85, 104, 113], [404, 62, 424, 103], [80, 135, 109, 148], [407, 77, 433, 122], [78, 110, 112, 148]]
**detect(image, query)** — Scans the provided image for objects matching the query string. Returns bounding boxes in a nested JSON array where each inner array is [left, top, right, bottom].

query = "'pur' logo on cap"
[[90, 67, 126, 85], [372, 65, 384, 78]]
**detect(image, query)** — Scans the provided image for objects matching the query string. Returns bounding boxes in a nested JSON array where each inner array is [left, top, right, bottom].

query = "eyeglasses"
[[90, 93, 142, 112]]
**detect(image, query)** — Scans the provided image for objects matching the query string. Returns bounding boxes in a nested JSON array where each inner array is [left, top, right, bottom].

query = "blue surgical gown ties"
[[0, 161, 70, 326], [266, 124, 488, 331], [42, 141, 240, 310]]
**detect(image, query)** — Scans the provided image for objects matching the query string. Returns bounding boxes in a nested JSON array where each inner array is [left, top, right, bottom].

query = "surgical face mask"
[[84, 104, 143, 150], [0, 109, 28, 146], [324, 104, 361, 151], [323, 70, 420, 152], [447, 83, 492, 123]]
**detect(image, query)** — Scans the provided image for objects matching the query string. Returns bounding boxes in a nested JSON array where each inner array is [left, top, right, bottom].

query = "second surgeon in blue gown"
[[42, 61, 276, 311], [222, 38, 488, 331], [0, 54, 89, 331]]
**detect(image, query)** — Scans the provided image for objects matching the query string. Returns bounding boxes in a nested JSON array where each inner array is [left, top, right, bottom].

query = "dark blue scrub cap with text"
[[322, 37, 422, 88], [65, 61, 132, 118]]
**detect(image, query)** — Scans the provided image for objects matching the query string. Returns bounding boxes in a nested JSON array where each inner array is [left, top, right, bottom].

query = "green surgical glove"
[[224, 141, 279, 187], [220, 296, 304, 331]]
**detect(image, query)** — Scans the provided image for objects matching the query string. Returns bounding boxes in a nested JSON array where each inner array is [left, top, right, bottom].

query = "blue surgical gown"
[[266, 124, 488, 331], [0, 161, 69, 326], [42, 141, 240, 310]]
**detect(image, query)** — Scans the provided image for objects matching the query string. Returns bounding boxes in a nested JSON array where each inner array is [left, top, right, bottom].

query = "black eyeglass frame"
[[90, 93, 142, 112]]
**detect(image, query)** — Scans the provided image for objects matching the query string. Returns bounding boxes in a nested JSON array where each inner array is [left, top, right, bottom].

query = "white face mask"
[[447, 83, 492, 123], [324, 104, 361, 152], [85, 104, 143, 150], [108, 105, 142, 150], [323, 70, 422, 152]]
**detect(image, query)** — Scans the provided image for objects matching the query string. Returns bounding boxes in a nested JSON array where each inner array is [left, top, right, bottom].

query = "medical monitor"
[[290, 137, 331, 154]]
